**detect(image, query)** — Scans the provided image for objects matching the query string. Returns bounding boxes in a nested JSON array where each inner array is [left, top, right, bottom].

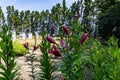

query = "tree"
[[6, 6, 15, 29], [33, 11, 40, 31], [14, 10, 21, 29], [24, 10, 31, 32], [44, 10, 50, 33], [0, 6, 5, 26], [81, 0, 93, 33], [95, 0, 117, 14], [20, 10, 25, 32], [95, 0, 120, 39], [97, 2, 120, 39]]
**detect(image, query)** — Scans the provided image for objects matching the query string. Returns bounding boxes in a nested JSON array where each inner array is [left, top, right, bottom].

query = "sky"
[[0, 0, 78, 13]]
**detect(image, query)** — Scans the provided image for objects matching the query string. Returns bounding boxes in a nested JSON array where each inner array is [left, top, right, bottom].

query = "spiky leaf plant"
[[39, 32, 55, 80], [0, 25, 17, 80]]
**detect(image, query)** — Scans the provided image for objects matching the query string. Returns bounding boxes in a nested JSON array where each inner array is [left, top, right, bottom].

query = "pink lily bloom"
[[49, 45, 61, 57], [46, 35, 56, 44], [23, 42, 29, 49], [79, 33, 89, 44], [60, 40, 66, 49], [33, 45, 39, 51], [49, 50, 61, 57]]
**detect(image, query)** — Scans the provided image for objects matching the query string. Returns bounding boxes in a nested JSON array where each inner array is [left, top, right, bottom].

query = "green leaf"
[[0, 64, 6, 72]]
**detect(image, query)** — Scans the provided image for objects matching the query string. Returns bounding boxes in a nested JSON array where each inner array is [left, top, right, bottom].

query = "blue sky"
[[0, 0, 78, 13]]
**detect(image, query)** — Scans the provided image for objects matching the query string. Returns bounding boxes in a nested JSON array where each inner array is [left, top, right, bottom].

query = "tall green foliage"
[[39, 32, 55, 80], [59, 20, 86, 80], [0, 25, 17, 80], [89, 36, 120, 80], [29, 52, 37, 80]]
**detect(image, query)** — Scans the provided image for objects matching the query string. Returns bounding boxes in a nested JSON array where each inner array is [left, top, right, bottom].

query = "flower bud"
[[62, 25, 70, 34], [33, 45, 38, 51], [23, 42, 29, 49], [49, 50, 61, 57], [46, 35, 56, 44], [79, 33, 89, 44], [49, 45, 61, 57]]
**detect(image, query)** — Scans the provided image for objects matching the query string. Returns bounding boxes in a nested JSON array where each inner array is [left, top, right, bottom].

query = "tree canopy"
[[97, 1, 120, 39]]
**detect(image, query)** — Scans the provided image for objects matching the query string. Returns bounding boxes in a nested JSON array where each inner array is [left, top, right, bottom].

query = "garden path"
[[15, 49, 63, 80]]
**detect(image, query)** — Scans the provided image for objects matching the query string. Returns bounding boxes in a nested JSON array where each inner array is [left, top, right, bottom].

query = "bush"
[[13, 42, 28, 56]]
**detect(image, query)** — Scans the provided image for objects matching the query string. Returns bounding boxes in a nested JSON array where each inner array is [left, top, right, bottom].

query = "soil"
[[15, 49, 63, 80]]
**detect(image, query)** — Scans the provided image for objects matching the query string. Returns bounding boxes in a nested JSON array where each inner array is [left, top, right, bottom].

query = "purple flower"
[[49, 50, 61, 57], [79, 33, 89, 44], [60, 40, 66, 49], [33, 45, 39, 51], [49, 45, 61, 57], [62, 25, 71, 34], [23, 42, 29, 49], [46, 35, 56, 44]]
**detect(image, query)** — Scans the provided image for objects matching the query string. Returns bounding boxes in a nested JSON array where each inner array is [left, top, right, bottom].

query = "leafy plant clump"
[[13, 42, 28, 56]]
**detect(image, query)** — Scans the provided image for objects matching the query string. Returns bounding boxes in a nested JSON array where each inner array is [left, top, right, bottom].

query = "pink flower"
[[79, 33, 89, 44], [23, 42, 29, 49], [52, 24, 57, 30], [33, 45, 39, 51], [49, 50, 61, 57], [46, 35, 56, 44], [62, 25, 71, 34], [60, 40, 66, 49], [49, 45, 61, 57]]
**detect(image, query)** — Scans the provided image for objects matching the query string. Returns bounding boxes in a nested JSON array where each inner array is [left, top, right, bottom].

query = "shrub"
[[13, 42, 28, 56]]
